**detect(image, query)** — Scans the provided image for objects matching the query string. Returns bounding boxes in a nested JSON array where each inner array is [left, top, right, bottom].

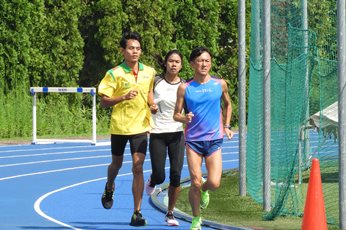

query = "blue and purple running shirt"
[[184, 77, 224, 141]]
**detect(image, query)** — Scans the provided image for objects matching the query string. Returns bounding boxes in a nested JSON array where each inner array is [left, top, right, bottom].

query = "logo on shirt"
[[195, 89, 213, 93], [123, 82, 130, 88]]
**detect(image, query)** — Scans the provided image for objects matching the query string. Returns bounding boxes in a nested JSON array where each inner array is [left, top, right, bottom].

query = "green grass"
[[0, 84, 110, 139], [176, 170, 340, 230]]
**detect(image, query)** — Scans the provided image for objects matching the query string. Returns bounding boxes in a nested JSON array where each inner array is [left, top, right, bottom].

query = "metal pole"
[[262, 0, 271, 211], [337, 0, 346, 228], [302, 0, 308, 52], [298, 0, 309, 184], [32, 93, 37, 144], [302, 0, 310, 179], [255, 0, 261, 63], [92, 89, 97, 145], [238, 0, 247, 197]]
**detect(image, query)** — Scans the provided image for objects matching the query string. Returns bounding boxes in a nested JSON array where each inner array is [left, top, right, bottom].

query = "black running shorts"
[[111, 132, 148, 156]]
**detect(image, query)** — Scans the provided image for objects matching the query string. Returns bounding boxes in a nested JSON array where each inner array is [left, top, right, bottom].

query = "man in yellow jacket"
[[98, 31, 157, 227]]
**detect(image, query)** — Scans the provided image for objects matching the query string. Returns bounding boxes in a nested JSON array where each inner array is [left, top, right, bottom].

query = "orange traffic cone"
[[301, 158, 327, 230]]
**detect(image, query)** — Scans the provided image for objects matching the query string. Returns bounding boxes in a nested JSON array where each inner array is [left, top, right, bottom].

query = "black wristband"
[[224, 125, 231, 129]]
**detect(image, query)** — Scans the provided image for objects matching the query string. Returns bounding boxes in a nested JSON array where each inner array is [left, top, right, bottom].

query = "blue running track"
[[0, 134, 240, 230]]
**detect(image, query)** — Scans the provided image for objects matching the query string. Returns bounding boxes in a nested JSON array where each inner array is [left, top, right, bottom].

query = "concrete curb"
[[150, 175, 253, 230]]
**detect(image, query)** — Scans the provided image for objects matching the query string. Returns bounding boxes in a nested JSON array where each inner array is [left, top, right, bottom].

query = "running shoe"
[[165, 211, 179, 226], [130, 211, 147, 226], [101, 183, 114, 209], [145, 177, 155, 195], [200, 178, 209, 209], [190, 216, 202, 230]]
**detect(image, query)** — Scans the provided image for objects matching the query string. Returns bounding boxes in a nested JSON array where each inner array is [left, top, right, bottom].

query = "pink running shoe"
[[165, 211, 179, 226]]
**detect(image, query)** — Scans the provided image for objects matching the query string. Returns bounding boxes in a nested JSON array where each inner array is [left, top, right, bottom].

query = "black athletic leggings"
[[149, 131, 185, 187]]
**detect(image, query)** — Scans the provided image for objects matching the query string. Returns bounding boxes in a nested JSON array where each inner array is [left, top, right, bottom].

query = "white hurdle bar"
[[30, 87, 97, 145]]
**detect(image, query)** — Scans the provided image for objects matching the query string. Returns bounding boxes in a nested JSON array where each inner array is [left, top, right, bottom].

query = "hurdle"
[[30, 87, 97, 145]]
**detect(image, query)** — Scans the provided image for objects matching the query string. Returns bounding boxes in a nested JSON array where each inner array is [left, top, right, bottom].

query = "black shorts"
[[111, 132, 148, 156]]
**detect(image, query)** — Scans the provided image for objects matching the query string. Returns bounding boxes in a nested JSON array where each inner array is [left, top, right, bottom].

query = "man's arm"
[[173, 83, 194, 123], [100, 89, 138, 108], [147, 88, 158, 113], [221, 79, 234, 139]]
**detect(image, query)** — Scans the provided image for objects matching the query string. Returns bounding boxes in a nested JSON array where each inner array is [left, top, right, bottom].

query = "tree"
[[79, 0, 123, 87], [32, 0, 84, 87], [0, 0, 33, 92]]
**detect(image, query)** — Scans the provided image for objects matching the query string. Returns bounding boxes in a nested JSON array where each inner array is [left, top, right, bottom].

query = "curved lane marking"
[[33, 170, 150, 229], [33, 158, 239, 229]]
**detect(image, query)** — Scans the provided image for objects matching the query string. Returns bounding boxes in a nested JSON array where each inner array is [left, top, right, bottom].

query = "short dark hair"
[[189, 47, 212, 62], [120, 31, 142, 49]]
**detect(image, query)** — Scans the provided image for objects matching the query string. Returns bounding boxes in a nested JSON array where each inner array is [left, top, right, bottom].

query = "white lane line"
[[222, 146, 241, 150], [0, 155, 110, 168], [0, 141, 237, 157], [223, 159, 238, 163], [0, 148, 111, 159], [33, 170, 147, 230], [0, 158, 151, 181], [0, 144, 110, 153], [0, 152, 237, 180], [33, 159, 238, 230], [95, 142, 111, 146], [7, 142, 245, 160], [0, 163, 108, 181], [34, 177, 106, 230]]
